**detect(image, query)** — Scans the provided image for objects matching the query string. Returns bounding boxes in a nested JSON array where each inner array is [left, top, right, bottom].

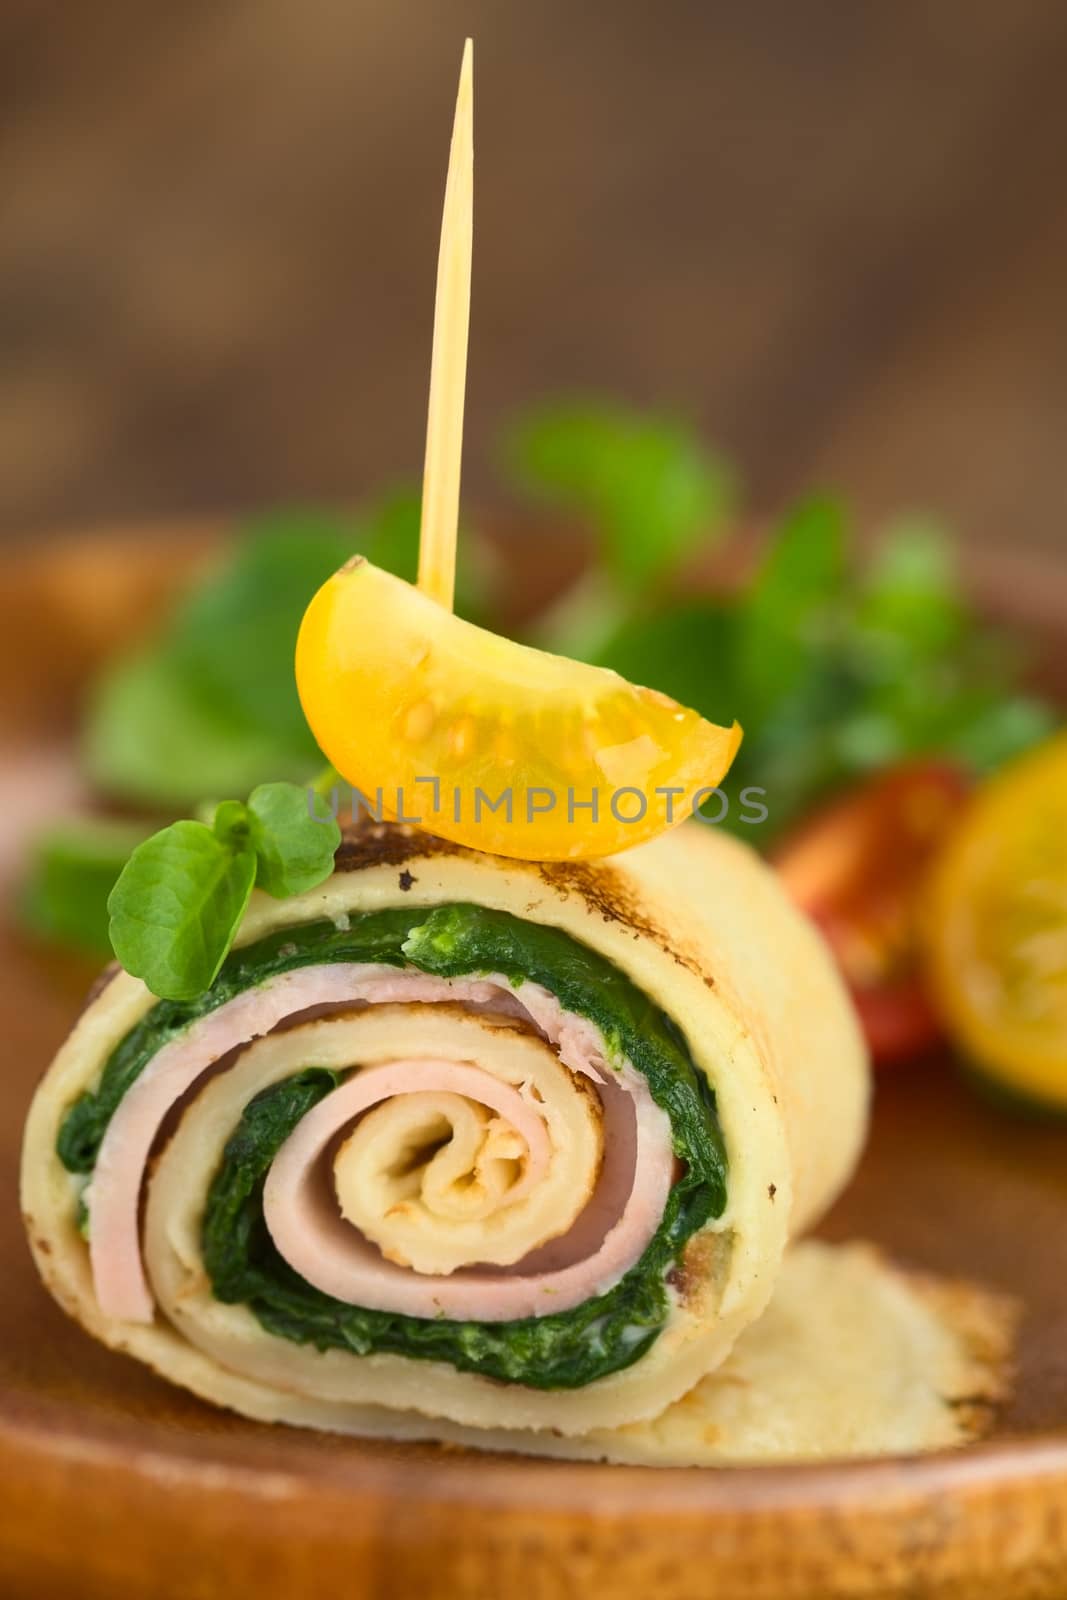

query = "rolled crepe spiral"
[[23, 821, 871, 1440]]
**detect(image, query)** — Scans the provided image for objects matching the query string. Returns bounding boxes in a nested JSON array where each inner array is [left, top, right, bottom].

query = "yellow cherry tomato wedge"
[[923, 732, 1067, 1108], [296, 558, 742, 861]]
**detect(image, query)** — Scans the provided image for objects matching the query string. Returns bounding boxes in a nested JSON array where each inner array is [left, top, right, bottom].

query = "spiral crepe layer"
[[23, 821, 869, 1439]]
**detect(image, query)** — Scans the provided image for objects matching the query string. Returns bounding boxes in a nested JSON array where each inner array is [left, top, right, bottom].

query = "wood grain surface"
[[0, 533, 1066, 1599], [2, 0, 1067, 558]]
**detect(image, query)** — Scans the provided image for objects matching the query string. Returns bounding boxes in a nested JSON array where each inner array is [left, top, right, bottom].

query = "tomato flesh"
[[923, 733, 1067, 1107], [775, 762, 969, 1065]]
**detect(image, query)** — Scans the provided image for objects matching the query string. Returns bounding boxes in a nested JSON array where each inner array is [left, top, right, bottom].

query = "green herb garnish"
[[20, 819, 152, 958], [107, 783, 340, 1000], [507, 401, 734, 594], [506, 401, 735, 660]]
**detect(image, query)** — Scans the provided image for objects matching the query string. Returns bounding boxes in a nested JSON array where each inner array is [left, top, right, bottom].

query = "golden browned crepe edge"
[[896, 1254, 1019, 1443]]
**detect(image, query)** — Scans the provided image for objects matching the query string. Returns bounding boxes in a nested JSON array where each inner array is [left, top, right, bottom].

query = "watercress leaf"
[[506, 402, 734, 592], [85, 646, 313, 806], [593, 604, 803, 838], [108, 820, 256, 1000], [737, 496, 847, 718], [942, 693, 1057, 772], [166, 510, 361, 746], [247, 782, 341, 898], [854, 517, 967, 665], [19, 819, 151, 958], [595, 602, 742, 725], [854, 671, 1058, 774]]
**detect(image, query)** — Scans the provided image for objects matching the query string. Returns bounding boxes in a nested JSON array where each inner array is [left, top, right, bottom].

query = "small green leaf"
[[737, 497, 846, 718], [108, 820, 257, 1000], [944, 694, 1057, 772], [595, 602, 741, 724], [85, 648, 309, 807], [247, 782, 341, 898], [854, 518, 966, 664], [19, 819, 151, 957], [167, 511, 366, 748], [506, 402, 734, 593]]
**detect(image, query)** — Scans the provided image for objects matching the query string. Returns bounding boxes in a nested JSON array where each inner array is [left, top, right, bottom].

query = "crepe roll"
[[23, 818, 870, 1439]]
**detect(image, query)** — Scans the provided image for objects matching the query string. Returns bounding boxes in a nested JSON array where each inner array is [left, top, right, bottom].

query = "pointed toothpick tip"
[[455, 40, 472, 143], [417, 41, 475, 613]]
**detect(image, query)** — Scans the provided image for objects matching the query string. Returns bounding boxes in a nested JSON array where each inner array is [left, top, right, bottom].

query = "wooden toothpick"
[[416, 38, 473, 612]]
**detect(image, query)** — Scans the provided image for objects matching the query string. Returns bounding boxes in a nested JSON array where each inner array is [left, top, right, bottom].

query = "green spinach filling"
[[58, 904, 727, 1389]]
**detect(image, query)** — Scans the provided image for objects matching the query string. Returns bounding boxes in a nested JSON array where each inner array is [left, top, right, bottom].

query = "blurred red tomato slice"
[[774, 762, 969, 1066]]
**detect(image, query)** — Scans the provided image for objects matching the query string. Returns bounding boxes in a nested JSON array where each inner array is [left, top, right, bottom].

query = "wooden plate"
[[2, 532, 1066, 1600]]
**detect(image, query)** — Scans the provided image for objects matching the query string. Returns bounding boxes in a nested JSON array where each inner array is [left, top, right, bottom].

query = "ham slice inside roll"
[[87, 965, 674, 1325]]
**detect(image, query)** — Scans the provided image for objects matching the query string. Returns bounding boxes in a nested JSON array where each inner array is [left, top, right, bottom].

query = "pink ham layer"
[[87, 964, 674, 1324]]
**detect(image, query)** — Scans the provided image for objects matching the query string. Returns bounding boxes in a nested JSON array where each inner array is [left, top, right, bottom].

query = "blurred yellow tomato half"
[[296, 558, 742, 861], [923, 732, 1067, 1108]]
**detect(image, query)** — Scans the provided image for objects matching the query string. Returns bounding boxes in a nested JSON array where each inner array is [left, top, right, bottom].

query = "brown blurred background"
[[2, 0, 1066, 553]]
